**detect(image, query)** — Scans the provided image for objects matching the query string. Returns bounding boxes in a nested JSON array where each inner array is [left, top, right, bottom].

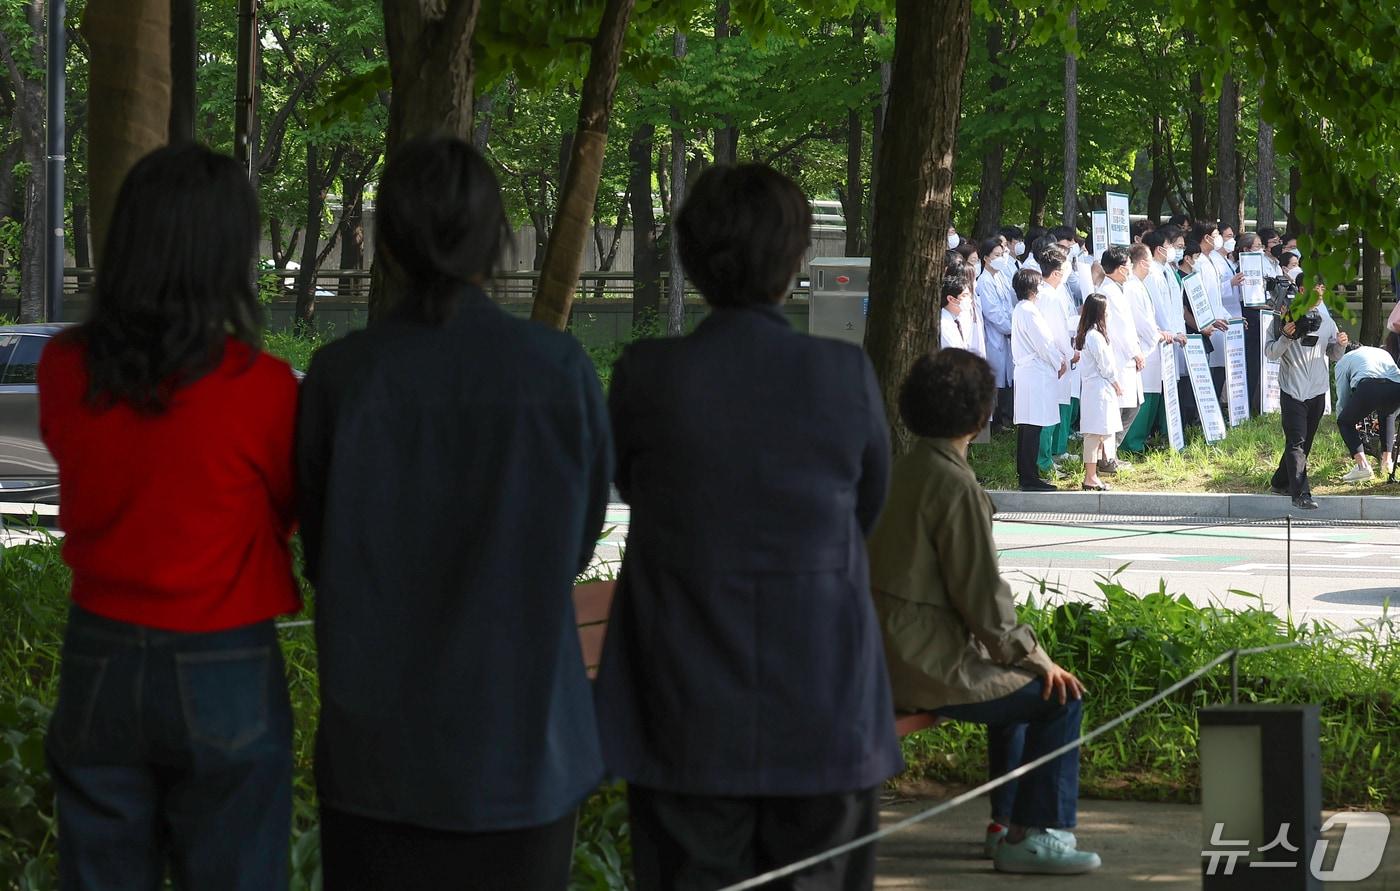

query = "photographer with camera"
[[1265, 279, 1347, 510], [1334, 332, 1400, 482]]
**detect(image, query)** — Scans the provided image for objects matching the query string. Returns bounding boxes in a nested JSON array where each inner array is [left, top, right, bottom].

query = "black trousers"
[[1271, 392, 1325, 498], [1210, 365, 1227, 410], [1177, 375, 1200, 427], [628, 784, 879, 891], [993, 387, 1015, 431], [1243, 307, 1263, 416], [1016, 424, 1044, 486], [1337, 378, 1400, 456], [321, 806, 577, 891]]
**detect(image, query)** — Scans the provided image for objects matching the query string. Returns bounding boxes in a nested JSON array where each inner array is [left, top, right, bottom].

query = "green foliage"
[[902, 576, 1400, 810]]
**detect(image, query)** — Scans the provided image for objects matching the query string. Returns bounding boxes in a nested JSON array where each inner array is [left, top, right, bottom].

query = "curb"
[[989, 490, 1400, 521]]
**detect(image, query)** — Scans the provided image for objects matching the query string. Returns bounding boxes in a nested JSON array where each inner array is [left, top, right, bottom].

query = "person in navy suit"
[[594, 163, 902, 891]]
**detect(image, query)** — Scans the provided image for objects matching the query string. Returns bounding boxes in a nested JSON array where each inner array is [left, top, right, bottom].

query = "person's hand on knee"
[[1041, 663, 1085, 704]]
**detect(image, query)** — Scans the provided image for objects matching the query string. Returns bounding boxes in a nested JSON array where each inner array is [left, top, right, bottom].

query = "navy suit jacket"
[[594, 304, 903, 796], [296, 286, 612, 831]]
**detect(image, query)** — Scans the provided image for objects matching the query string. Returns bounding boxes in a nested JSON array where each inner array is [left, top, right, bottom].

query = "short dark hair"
[[677, 163, 812, 307], [978, 236, 1002, 260], [1130, 218, 1155, 239], [998, 225, 1024, 241], [1049, 224, 1077, 242], [377, 136, 510, 324], [1190, 221, 1218, 243], [1167, 212, 1192, 229], [84, 143, 262, 413], [955, 241, 978, 262], [1182, 240, 1203, 260], [940, 274, 966, 307], [1258, 227, 1280, 242], [1013, 267, 1043, 300], [1129, 243, 1151, 265], [1101, 245, 1131, 274], [1024, 225, 1048, 249], [899, 350, 995, 440], [1030, 234, 1056, 261], [1158, 224, 1183, 243], [1039, 245, 1068, 275], [1143, 229, 1167, 251]]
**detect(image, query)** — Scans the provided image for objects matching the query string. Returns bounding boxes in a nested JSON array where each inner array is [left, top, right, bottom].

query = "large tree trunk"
[[1216, 72, 1241, 230], [837, 14, 865, 255], [665, 31, 687, 337], [371, 0, 480, 320], [627, 123, 660, 327], [1061, 6, 1077, 227], [293, 142, 343, 330], [337, 153, 377, 299], [712, 0, 738, 165], [529, 0, 636, 330], [1188, 70, 1210, 220], [1027, 145, 1049, 228], [1361, 234, 1382, 346], [1257, 115, 1275, 230], [1145, 114, 1168, 224], [83, 0, 172, 267], [864, 0, 971, 454], [971, 15, 1006, 240], [868, 14, 890, 238]]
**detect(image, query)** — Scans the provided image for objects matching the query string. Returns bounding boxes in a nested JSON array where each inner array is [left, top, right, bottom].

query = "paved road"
[[593, 506, 1396, 628]]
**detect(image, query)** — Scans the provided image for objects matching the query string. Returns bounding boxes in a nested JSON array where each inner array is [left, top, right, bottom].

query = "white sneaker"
[[1382, 459, 1394, 478], [1342, 464, 1374, 482], [994, 828, 1101, 875], [984, 823, 1077, 858]]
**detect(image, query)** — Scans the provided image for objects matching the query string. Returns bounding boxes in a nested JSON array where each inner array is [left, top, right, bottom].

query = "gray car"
[[0, 324, 63, 504]]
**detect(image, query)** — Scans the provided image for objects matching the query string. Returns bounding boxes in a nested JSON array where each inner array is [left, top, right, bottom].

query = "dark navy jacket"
[[594, 304, 903, 796], [296, 286, 611, 831]]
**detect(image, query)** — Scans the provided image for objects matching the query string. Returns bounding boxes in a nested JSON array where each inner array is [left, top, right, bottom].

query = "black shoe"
[[1292, 495, 1319, 510], [1270, 485, 1290, 497], [1020, 481, 1058, 492]]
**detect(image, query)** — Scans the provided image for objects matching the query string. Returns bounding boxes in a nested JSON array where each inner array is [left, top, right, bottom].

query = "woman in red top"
[[38, 144, 300, 891]]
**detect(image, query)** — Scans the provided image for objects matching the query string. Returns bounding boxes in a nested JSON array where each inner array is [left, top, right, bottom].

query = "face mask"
[[974, 260, 983, 276], [1222, 238, 1236, 253], [1012, 241, 1025, 257], [1290, 267, 1303, 283], [948, 233, 961, 250], [1169, 247, 1181, 263]]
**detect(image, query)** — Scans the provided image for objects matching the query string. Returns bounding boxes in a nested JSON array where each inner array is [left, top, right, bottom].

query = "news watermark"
[[1203, 812, 1392, 881]]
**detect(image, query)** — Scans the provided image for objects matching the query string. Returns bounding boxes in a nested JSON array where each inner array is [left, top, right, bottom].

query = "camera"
[[1267, 275, 1322, 346]]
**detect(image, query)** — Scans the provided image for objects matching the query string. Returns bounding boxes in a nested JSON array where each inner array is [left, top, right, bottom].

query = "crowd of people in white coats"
[[936, 216, 1397, 507]]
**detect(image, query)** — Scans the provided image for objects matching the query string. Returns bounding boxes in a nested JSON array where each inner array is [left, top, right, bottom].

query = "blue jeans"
[[934, 678, 1081, 829], [46, 606, 293, 891]]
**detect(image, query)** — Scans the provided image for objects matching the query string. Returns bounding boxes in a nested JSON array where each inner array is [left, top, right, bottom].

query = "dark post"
[[234, 0, 257, 177], [169, 0, 196, 142], [45, 0, 66, 322]]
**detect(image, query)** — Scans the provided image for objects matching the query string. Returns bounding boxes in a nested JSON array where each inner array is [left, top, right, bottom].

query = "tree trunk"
[[294, 142, 343, 331], [627, 123, 660, 328], [1145, 114, 1167, 224], [1216, 72, 1241, 230], [529, 0, 636, 331], [0, 3, 48, 321], [472, 90, 493, 151], [1188, 70, 1210, 220], [372, 0, 480, 320], [338, 153, 377, 298], [73, 203, 92, 286], [864, 0, 971, 455], [1362, 233, 1382, 346], [836, 15, 865, 255], [971, 14, 1007, 239], [712, 0, 738, 165], [1062, 6, 1078, 227], [83, 0, 172, 267], [665, 30, 687, 337], [1027, 145, 1048, 227], [868, 14, 890, 237], [1257, 115, 1275, 230], [169, 0, 196, 142]]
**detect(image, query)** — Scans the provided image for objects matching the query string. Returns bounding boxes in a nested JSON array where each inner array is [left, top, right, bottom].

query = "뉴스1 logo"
[[1203, 813, 1391, 881]]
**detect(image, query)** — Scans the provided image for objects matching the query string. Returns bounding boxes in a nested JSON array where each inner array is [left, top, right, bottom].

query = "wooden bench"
[[572, 580, 946, 736]]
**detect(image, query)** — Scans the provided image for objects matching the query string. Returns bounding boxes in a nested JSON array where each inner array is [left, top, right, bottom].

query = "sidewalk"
[[875, 796, 1400, 889], [990, 489, 1400, 521]]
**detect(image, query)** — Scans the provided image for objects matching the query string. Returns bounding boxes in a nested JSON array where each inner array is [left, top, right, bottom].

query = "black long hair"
[[1075, 293, 1110, 351], [375, 136, 510, 324], [83, 144, 262, 413]]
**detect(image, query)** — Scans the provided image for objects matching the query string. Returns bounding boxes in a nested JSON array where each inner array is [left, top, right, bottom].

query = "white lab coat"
[[1152, 261, 1188, 376], [940, 308, 969, 351], [1012, 300, 1065, 427], [1100, 277, 1143, 407], [1078, 328, 1123, 436], [1039, 281, 1079, 404], [1210, 252, 1242, 318], [978, 267, 1015, 388], [964, 281, 988, 357], [1127, 275, 1164, 391], [1199, 256, 1229, 369]]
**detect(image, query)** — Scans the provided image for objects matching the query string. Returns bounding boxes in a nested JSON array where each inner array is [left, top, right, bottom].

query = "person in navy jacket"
[[594, 163, 902, 891], [296, 137, 612, 890]]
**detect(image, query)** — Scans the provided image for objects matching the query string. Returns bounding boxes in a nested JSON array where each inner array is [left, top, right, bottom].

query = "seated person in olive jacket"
[[867, 350, 1102, 876], [595, 164, 901, 891]]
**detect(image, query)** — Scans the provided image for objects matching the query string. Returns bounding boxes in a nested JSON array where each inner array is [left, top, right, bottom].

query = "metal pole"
[[233, 0, 257, 178], [45, 0, 66, 323], [1286, 513, 1292, 616]]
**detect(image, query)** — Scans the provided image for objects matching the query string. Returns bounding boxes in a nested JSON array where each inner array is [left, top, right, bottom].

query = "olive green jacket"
[[867, 437, 1055, 711]]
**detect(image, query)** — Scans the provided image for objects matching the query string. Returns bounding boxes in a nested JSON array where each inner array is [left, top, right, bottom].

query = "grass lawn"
[[968, 413, 1395, 496]]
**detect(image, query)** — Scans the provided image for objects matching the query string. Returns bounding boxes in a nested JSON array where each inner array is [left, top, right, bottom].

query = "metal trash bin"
[[807, 257, 870, 345]]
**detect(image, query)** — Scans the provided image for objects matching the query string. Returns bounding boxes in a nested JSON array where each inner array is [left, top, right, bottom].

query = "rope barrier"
[[718, 614, 1395, 891]]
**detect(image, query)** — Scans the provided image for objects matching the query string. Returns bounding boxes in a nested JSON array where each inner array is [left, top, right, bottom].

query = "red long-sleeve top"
[[37, 332, 301, 632]]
